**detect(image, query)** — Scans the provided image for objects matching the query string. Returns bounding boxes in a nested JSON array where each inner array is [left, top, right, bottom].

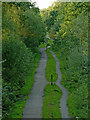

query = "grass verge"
[[42, 83, 62, 118], [46, 49, 58, 82], [9, 52, 40, 118]]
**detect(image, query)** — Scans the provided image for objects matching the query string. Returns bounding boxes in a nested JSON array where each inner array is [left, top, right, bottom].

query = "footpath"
[[23, 48, 70, 118], [50, 50, 70, 118], [23, 48, 48, 118]]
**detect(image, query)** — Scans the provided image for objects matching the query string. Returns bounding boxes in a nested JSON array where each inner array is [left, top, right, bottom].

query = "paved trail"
[[23, 48, 48, 118], [50, 50, 70, 118], [23, 47, 70, 118]]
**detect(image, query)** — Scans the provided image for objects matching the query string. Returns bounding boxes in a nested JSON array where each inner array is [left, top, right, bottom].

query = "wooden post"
[[51, 74, 53, 86]]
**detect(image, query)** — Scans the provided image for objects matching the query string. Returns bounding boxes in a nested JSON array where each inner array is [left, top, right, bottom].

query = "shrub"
[[2, 38, 33, 87]]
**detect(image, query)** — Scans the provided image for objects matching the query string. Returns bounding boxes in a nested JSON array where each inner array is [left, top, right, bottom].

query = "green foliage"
[[2, 38, 33, 85], [68, 84, 88, 118], [43, 84, 62, 118], [40, 2, 59, 32], [2, 2, 46, 119], [2, 38, 33, 119], [39, 42, 47, 48], [21, 8, 46, 52], [20, 52, 40, 95], [9, 96, 28, 118], [2, 82, 20, 118], [9, 52, 40, 118], [42, 1, 88, 118], [46, 37, 54, 46], [46, 49, 58, 82]]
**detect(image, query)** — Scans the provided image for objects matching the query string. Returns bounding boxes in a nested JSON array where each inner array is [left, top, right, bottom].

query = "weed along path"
[[50, 50, 70, 118], [23, 48, 48, 118]]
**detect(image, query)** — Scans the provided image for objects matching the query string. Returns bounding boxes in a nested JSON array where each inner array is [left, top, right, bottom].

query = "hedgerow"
[[2, 2, 46, 119]]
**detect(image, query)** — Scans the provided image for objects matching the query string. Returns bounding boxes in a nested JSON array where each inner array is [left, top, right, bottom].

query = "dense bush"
[[2, 38, 33, 87], [68, 84, 88, 118], [22, 9, 46, 52], [2, 24, 33, 119]]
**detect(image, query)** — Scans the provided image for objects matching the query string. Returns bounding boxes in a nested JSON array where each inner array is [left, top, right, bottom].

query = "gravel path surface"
[[50, 50, 71, 118], [23, 48, 48, 118]]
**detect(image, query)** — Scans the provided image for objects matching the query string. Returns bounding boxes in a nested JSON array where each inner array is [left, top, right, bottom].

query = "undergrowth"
[[9, 52, 40, 118]]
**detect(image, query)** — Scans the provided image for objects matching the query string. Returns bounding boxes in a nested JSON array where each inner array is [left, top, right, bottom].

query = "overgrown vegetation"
[[46, 49, 58, 82], [41, 1, 88, 118], [42, 84, 62, 118], [2, 1, 88, 119], [9, 52, 40, 118], [2, 2, 46, 119]]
